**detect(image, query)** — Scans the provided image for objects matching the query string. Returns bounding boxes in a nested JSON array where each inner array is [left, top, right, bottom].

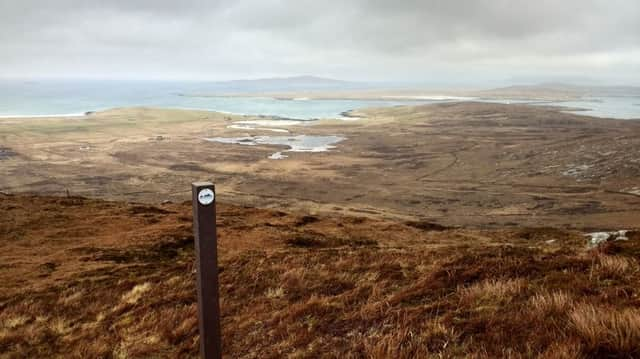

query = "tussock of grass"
[[363, 316, 462, 358], [595, 254, 638, 278], [529, 291, 572, 316], [2, 316, 30, 330], [265, 286, 285, 299], [363, 326, 449, 359], [48, 317, 72, 336], [459, 278, 526, 304], [121, 282, 152, 305], [570, 303, 640, 356]]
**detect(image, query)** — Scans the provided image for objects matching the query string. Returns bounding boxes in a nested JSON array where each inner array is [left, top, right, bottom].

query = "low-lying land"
[[1, 102, 639, 228], [1, 194, 639, 358], [2, 102, 639, 357]]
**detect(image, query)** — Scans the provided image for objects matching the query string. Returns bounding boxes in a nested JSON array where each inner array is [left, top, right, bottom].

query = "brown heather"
[[1, 195, 640, 358]]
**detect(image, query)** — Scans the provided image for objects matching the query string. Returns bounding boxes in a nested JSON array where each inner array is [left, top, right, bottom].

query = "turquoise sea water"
[[0, 80, 443, 120], [0, 80, 639, 120], [477, 97, 640, 119], [547, 97, 640, 119]]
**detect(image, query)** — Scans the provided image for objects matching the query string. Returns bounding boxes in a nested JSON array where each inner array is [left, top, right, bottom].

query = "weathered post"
[[192, 182, 221, 359]]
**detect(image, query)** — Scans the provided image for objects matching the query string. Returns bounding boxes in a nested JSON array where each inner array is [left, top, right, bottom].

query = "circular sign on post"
[[197, 188, 215, 206]]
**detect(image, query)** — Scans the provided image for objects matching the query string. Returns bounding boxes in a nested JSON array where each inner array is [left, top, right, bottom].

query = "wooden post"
[[192, 182, 221, 359]]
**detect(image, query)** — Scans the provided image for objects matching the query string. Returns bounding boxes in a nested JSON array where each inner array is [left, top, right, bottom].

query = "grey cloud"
[[0, 0, 638, 84]]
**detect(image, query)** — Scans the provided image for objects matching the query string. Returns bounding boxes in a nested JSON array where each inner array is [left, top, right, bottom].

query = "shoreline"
[[0, 99, 638, 121]]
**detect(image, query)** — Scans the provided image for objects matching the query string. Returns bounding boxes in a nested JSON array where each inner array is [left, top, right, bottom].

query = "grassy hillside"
[[1, 194, 639, 358]]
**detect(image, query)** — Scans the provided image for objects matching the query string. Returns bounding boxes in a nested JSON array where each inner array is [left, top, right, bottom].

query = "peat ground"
[[1, 194, 639, 358]]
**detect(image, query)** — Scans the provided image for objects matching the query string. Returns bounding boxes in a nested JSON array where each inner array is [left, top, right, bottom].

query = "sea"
[[1, 79, 639, 120]]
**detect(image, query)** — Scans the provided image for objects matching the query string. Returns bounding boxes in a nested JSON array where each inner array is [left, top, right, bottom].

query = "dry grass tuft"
[[538, 341, 585, 359], [112, 343, 128, 359], [529, 291, 572, 316], [570, 303, 640, 356], [459, 278, 526, 304], [49, 317, 72, 335], [121, 282, 152, 305], [363, 328, 432, 359], [363, 320, 459, 359], [594, 255, 638, 278], [2, 316, 30, 329], [265, 286, 285, 299]]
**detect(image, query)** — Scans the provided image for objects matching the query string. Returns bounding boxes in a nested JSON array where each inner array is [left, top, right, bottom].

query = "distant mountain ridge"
[[206, 75, 365, 93], [219, 75, 352, 86]]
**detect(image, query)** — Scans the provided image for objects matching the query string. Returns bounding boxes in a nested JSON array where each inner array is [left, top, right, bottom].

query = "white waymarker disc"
[[197, 188, 215, 205]]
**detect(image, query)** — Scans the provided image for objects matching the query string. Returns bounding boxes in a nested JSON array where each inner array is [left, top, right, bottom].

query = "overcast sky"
[[1, 0, 639, 86]]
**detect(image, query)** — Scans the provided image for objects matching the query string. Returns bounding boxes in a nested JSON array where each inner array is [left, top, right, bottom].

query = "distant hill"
[[203, 75, 365, 93], [221, 75, 351, 86]]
